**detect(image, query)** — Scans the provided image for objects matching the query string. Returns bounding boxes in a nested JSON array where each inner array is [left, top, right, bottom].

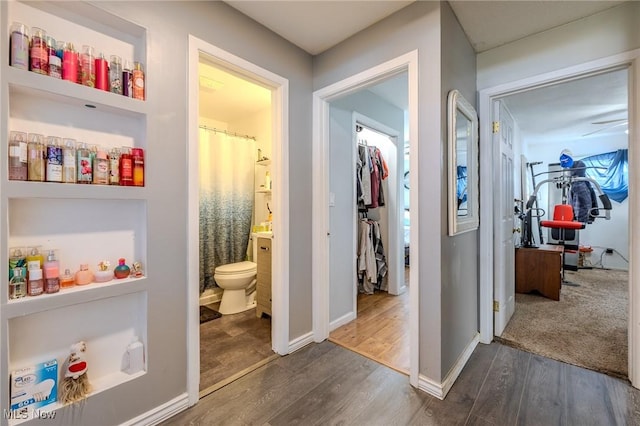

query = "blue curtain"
[[457, 165, 467, 206], [579, 149, 628, 203]]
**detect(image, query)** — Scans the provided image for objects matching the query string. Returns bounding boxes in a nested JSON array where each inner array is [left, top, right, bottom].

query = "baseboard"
[[199, 289, 222, 306], [418, 333, 480, 400], [329, 311, 356, 332], [123, 393, 189, 426], [288, 331, 314, 353]]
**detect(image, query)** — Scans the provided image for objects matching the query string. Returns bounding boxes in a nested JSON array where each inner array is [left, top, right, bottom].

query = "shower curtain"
[[199, 128, 255, 293]]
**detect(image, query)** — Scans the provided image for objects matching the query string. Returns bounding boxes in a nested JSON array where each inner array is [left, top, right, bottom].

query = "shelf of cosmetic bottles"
[[3, 276, 147, 320], [8, 369, 146, 426], [5, 65, 147, 117], [5, 180, 147, 200]]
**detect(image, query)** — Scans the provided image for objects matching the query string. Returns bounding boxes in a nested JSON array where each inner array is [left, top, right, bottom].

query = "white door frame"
[[478, 49, 640, 387], [312, 50, 420, 386], [187, 35, 290, 405]]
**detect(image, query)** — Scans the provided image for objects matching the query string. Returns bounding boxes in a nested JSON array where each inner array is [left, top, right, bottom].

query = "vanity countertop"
[[252, 231, 273, 239]]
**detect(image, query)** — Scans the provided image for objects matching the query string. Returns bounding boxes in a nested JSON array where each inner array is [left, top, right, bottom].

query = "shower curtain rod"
[[199, 125, 256, 141]]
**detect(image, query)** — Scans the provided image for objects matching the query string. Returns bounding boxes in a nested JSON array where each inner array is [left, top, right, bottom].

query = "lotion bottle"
[[124, 336, 145, 374], [43, 249, 60, 294]]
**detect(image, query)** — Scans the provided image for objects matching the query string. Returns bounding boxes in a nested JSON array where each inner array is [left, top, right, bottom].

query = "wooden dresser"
[[515, 244, 564, 301], [256, 237, 272, 318]]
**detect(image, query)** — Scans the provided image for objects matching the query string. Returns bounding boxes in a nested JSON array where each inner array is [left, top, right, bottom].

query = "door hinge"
[[493, 300, 500, 312], [492, 121, 500, 134]]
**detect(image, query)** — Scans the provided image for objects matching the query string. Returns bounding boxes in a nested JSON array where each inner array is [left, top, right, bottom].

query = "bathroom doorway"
[[197, 58, 274, 395], [187, 36, 290, 404]]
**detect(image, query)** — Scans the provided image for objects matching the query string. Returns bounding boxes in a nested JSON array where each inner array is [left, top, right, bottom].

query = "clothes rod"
[[199, 125, 256, 141]]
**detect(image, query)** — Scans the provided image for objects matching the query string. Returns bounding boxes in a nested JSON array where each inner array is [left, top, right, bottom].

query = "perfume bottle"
[[8, 130, 28, 181], [27, 133, 45, 182], [93, 147, 109, 185], [76, 142, 92, 184], [62, 138, 77, 184], [9, 268, 27, 300], [60, 268, 75, 289], [114, 258, 131, 279], [43, 250, 60, 294], [75, 264, 94, 285], [94, 260, 113, 283], [9, 247, 27, 281]]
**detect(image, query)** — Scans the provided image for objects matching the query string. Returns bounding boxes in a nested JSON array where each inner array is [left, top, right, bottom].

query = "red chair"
[[540, 204, 585, 284]]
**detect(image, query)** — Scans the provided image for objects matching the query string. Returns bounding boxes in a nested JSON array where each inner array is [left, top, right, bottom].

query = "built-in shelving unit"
[[1, 2, 149, 424]]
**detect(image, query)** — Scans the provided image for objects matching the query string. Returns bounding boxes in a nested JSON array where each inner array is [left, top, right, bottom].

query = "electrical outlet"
[[605, 248, 614, 254]]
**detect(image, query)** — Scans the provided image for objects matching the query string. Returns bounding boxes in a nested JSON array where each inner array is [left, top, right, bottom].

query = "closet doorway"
[[325, 76, 410, 375]]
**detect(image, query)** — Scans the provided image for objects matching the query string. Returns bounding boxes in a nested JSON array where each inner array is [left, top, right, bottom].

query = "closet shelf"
[[3, 277, 147, 320]]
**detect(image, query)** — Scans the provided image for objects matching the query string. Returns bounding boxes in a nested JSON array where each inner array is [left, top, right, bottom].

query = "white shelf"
[[9, 370, 146, 426], [3, 277, 147, 319], [256, 159, 272, 166], [5, 180, 147, 200], [6, 66, 148, 117], [256, 189, 272, 194]]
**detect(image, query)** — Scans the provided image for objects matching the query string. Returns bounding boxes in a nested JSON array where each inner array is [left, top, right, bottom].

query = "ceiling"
[[203, 1, 629, 144], [225, 1, 626, 55]]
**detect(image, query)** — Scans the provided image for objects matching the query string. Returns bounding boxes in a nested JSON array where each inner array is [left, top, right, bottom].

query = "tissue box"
[[10, 359, 58, 414]]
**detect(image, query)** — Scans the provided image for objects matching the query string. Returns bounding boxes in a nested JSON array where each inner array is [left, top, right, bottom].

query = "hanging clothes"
[[356, 143, 388, 212], [357, 218, 388, 294]]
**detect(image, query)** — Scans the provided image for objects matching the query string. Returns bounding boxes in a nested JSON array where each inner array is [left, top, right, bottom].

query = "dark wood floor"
[[167, 340, 640, 425], [200, 304, 272, 392]]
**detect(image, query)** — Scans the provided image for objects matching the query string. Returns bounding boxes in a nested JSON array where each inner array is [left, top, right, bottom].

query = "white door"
[[493, 100, 516, 335]]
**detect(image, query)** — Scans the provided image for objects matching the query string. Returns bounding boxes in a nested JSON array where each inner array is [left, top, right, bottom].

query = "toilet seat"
[[215, 261, 256, 275]]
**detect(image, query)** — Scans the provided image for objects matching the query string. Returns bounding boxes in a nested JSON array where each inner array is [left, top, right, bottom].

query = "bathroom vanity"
[[256, 236, 272, 318]]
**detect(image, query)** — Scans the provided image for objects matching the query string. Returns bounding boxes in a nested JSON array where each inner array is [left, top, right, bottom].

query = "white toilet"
[[214, 261, 257, 315]]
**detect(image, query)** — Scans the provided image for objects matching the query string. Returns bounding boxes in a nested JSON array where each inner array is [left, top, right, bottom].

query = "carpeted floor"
[[498, 268, 628, 379]]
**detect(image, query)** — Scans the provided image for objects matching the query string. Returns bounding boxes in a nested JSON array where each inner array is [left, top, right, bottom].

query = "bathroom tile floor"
[[200, 303, 272, 393]]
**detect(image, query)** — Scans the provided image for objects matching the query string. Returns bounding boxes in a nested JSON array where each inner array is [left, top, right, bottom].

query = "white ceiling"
[[203, 1, 629, 144], [501, 69, 629, 146]]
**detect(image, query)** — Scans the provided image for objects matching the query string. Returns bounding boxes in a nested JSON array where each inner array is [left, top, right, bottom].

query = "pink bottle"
[[75, 264, 94, 285]]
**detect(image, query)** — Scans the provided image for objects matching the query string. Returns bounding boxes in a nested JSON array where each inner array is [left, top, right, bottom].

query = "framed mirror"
[[447, 89, 479, 235]]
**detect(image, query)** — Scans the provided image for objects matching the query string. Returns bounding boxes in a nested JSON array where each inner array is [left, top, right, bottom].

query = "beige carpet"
[[498, 268, 628, 379]]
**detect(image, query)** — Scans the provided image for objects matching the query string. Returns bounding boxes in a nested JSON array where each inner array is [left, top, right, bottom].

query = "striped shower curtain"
[[199, 129, 255, 293]]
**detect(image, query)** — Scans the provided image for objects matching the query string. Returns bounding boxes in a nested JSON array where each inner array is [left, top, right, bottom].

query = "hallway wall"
[[88, 1, 313, 422]]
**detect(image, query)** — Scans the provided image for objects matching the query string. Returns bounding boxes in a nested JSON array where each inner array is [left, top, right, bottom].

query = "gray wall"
[[329, 91, 405, 323], [77, 1, 313, 423], [440, 1, 479, 378], [315, 1, 446, 381]]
